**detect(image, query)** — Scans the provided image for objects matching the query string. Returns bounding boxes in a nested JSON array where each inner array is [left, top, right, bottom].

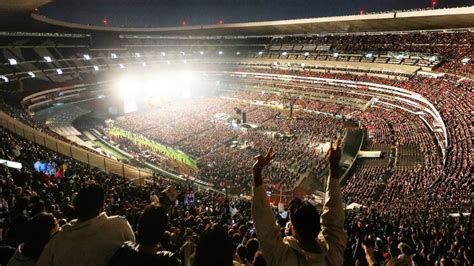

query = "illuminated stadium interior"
[[0, 2, 472, 266]]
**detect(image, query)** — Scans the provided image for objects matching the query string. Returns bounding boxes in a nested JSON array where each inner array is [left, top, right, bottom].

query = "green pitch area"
[[108, 127, 198, 169]]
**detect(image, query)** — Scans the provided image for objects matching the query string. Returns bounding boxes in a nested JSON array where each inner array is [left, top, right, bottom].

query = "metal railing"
[[0, 111, 153, 182]]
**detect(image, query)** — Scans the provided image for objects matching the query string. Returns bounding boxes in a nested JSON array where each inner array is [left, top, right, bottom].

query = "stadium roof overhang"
[[0, 1, 473, 35]]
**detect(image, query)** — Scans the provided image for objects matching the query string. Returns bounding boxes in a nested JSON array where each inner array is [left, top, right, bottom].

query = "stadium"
[[0, 1, 472, 265]]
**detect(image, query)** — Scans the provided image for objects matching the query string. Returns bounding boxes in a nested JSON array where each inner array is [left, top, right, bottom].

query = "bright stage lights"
[[27, 72, 35, 78], [44, 56, 52, 62], [236, 51, 240, 55], [111, 53, 118, 59], [258, 51, 263, 55], [166, 60, 171, 65], [114, 71, 202, 111], [304, 52, 309, 56], [142, 62, 147, 67], [0, 75, 8, 82], [117, 77, 138, 113], [119, 64, 125, 69], [199, 51, 204, 55], [117, 77, 137, 94], [161, 52, 166, 56], [182, 89, 191, 99], [84, 54, 91, 60], [56, 69, 63, 74], [218, 51, 223, 55], [8, 58, 17, 65], [135, 53, 141, 58], [94, 66, 99, 71]]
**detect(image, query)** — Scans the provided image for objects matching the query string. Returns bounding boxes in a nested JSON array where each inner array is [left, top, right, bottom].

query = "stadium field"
[[108, 127, 198, 169]]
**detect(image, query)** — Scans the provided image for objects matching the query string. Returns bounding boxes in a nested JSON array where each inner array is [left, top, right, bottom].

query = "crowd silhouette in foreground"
[[0, 127, 472, 266]]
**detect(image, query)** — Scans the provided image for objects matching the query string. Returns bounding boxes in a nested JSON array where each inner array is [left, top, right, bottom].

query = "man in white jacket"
[[37, 184, 135, 266], [252, 138, 347, 266]]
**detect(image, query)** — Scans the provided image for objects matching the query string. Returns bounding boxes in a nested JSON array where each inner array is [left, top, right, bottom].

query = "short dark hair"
[[73, 184, 105, 220], [289, 198, 320, 242], [22, 212, 56, 260], [194, 223, 234, 266], [137, 204, 168, 245]]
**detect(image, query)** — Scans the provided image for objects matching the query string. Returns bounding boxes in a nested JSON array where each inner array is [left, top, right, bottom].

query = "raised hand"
[[252, 148, 277, 187], [326, 137, 342, 178], [253, 148, 277, 173]]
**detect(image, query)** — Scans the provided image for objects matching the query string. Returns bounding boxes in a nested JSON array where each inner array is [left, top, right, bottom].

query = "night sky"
[[39, 0, 473, 27]]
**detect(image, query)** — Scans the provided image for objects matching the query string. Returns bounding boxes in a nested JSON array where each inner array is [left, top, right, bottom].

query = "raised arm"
[[251, 148, 287, 264], [320, 137, 347, 266]]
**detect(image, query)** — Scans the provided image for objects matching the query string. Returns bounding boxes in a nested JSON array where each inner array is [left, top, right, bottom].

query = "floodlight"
[[218, 51, 223, 55], [27, 72, 35, 78], [301, 63, 305, 67], [180, 51, 185, 55], [0, 75, 8, 82], [119, 64, 125, 69], [161, 52, 166, 56], [304, 52, 309, 56], [94, 66, 99, 71], [333, 53, 339, 58], [258, 51, 263, 55], [182, 89, 191, 99], [84, 54, 91, 60], [56, 69, 62, 74], [111, 53, 118, 59], [236, 51, 240, 55], [142, 62, 147, 67], [135, 53, 141, 58], [166, 60, 171, 65], [366, 53, 373, 58], [199, 51, 204, 55], [183, 60, 187, 64], [44, 56, 52, 62], [8, 58, 17, 65], [117, 77, 137, 94], [282, 52, 287, 56], [180, 71, 197, 83]]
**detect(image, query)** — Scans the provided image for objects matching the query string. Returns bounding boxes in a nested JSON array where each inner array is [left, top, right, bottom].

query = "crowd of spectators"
[[106, 93, 347, 194], [0, 123, 471, 265], [0, 29, 471, 266]]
